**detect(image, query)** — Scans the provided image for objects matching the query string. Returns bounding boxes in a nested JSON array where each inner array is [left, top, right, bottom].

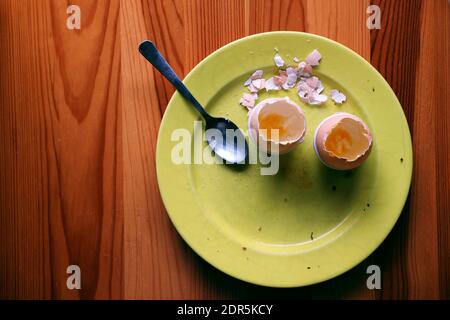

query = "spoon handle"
[[139, 40, 210, 120]]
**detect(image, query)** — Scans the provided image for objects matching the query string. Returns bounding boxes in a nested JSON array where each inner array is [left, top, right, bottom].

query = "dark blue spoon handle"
[[139, 40, 210, 121]]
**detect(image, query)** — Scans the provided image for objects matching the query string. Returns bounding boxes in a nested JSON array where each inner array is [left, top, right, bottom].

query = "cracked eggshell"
[[248, 97, 306, 154], [313, 112, 372, 170]]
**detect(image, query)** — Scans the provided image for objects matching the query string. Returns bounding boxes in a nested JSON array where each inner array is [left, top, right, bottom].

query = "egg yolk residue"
[[259, 113, 288, 140], [324, 127, 353, 157]]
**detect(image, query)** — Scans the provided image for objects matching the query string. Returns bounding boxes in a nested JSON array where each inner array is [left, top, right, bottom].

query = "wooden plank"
[[184, 0, 247, 70], [410, 0, 449, 299], [246, 0, 306, 33], [435, 0, 450, 300], [0, 0, 122, 299], [304, 0, 371, 61], [141, 0, 185, 113]]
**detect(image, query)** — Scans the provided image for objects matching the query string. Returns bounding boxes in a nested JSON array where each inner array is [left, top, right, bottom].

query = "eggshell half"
[[248, 97, 306, 154], [313, 112, 372, 170]]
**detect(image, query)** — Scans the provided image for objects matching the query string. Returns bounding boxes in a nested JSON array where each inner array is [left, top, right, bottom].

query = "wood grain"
[[412, 0, 449, 298], [0, 0, 123, 299], [0, 0, 449, 299]]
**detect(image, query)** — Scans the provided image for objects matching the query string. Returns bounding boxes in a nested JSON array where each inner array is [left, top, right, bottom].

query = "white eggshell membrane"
[[248, 97, 306, 154], [313, 112, 372, 170]]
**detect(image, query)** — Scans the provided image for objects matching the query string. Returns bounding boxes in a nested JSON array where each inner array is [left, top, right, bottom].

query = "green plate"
[[156, 32, 412, 287]]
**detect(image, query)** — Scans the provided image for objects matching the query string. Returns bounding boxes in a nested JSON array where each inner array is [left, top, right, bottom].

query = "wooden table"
[[0, 0, 448, 299]]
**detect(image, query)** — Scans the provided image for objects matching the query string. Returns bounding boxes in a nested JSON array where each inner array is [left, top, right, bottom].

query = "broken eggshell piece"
[[330, 89, 346, 104], [248, 97, 306, 154], [274, 53, 285, 68], [239, 92, 258, 110], [313, 112, 372, 170]]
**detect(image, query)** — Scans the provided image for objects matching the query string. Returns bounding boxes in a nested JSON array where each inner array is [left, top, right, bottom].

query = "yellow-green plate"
[[156, 32, 412, 287]]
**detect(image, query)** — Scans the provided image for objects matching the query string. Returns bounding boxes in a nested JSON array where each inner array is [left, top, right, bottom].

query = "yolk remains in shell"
[[324, 127, 353, 157], [258, 113, 288, 140]]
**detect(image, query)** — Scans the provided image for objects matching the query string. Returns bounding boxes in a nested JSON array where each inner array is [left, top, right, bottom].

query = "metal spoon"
[[139, 40, 248, 164]]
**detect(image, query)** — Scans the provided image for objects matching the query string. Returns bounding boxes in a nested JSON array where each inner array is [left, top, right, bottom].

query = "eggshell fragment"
[[313, 112, 372, 170], [244, 70, 263, 86], [305, 49, 322, 66], [248, 78, 266, 92], [239, 92, 258, 110], [296, 61, 312, 77], [265, 77, 282, 91], [330, 89, 346, 104], [248, 97, 306, 154], [282, 67, 298, 89], [274, 53, 285, 67], [297, 76, 327, 105]]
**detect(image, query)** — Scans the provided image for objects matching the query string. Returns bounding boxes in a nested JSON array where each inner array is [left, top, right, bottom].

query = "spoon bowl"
[[205, 117, 248, 164]]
